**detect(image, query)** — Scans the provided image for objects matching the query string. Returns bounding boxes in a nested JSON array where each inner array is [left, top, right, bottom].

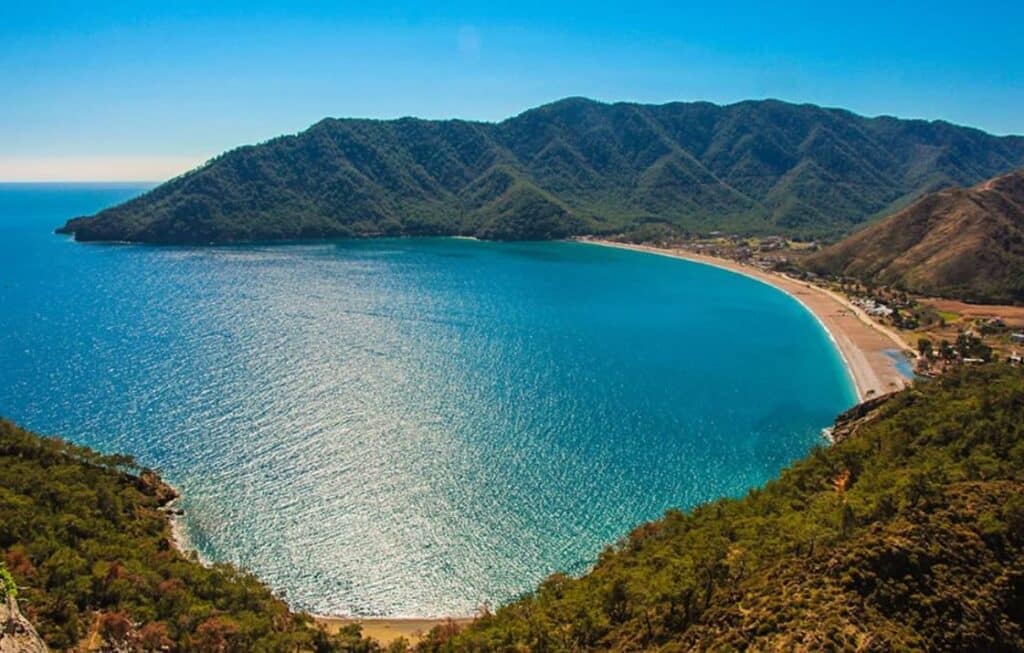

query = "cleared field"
[[922, 298, 1024, 327]]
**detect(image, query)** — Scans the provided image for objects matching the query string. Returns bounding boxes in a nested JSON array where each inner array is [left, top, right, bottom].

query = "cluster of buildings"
[[1011, 333, 1024, 366], [689, 234, 804, 271], [850, 297, 894, 318]]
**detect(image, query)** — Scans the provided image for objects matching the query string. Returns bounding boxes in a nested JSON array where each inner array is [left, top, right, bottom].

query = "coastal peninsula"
[[55, 98, 1024, 246]]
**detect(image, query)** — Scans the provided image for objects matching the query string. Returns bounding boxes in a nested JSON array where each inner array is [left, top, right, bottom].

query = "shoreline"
[[314, 615, 474, 646], [579, 238, 914, 401], [165, 498, 204, 564], [157, 237, 913, 645], [162, 494, 473, 644]]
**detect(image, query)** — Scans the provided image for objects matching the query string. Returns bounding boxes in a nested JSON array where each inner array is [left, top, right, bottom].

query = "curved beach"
[[582, 239, 912, 401], [316, 239, 913, 645]]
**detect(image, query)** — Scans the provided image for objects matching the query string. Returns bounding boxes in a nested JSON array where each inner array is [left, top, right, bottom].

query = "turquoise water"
[[0, 184, 856, 616], [885, 348, 917, 380]]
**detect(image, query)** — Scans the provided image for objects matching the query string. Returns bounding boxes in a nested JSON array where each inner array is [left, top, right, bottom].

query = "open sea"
[[0, 184, 856, 616]]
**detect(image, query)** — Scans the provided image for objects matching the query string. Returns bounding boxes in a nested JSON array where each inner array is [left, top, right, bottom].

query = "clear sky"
[[3, 1, 1023, 181]]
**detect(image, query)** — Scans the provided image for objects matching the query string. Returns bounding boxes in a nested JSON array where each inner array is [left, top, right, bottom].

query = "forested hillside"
[[5, 365, 1024, 651], [0, 420, 375, 652], [422, 365, 1024, 652], [57, 98, 1024, 244]]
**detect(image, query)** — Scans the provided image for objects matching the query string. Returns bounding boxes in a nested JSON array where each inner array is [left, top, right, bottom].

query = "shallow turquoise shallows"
[[0, 184, 856, 616]]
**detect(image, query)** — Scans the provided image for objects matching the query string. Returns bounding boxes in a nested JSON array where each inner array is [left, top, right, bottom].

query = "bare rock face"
[[829, 392, 895, 443], [0, 595, 49, 653]]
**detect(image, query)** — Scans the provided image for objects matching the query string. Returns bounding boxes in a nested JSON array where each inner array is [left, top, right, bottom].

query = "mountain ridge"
[[57, 97, 1024, 244], [805, 168, 1024, 304]]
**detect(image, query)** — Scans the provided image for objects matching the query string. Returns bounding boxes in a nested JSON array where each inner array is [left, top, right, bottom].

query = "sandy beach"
[[582, 239, 913, 401], [315, 616, 474, 646]]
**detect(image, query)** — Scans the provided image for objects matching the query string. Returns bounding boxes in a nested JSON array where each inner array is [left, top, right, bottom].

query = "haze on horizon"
[[2, 1, 1023, 182]]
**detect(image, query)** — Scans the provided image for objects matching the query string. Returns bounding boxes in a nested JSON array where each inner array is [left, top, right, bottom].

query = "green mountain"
[[805, 169, 1024, 304], [57, 98, 1024, 244], [424, 365, 1024, 652]]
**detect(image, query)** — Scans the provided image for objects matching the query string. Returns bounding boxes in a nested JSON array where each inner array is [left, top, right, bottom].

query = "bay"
[[0, 184, 855, 616]]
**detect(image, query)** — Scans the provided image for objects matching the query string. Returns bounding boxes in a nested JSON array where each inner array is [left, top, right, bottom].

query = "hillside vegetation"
[[57, 98, 1024, 244], [4, 366, 1024, 651], [805, 169, 1024, 304], [422, 365, 1024, 651], [0, 420, 377, 652]]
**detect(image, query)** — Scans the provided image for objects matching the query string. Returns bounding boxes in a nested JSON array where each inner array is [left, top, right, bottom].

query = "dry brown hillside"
[[806, 169, 1024, 304]]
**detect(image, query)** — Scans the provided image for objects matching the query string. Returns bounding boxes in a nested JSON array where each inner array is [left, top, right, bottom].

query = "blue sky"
[[2, 1, 1023, 180]]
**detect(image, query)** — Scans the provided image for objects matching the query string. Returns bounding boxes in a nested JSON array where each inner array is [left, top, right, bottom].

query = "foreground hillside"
[[57, 98, 1024, 244], [424, 365, 1024, 651], [4, 366, 1024, 651], [806, 169, 1024, 304], [0, 420, 375, 652]]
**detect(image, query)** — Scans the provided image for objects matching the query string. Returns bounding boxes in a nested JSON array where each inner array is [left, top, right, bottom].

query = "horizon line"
[[0, 180, 160, 184]]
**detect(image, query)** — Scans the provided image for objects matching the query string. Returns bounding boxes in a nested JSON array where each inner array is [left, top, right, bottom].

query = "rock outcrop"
[[1, 595, 48, 653]]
